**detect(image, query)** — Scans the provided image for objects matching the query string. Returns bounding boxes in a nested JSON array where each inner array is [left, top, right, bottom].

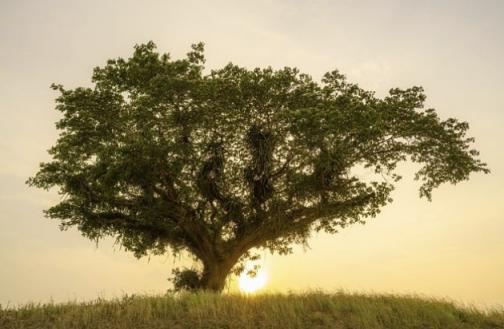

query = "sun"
[[238, 261, 268, 293]]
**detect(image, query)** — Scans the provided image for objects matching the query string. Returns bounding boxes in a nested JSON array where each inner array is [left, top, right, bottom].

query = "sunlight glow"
[[238, 261, 268, 293]]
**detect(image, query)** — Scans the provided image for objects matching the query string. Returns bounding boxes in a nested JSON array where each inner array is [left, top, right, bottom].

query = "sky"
[[1, 0, 503, 308]]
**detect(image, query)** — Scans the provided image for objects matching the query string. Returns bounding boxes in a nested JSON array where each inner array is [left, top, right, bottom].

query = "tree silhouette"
[[28, 42, 489, 291]]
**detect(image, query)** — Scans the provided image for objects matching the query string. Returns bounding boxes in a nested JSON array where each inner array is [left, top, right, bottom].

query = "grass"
[[1, 291, 503, 329]]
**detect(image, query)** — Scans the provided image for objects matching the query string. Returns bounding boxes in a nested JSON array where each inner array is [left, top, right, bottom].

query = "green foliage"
[[28, 41, 489, 289], [169, 268, 202, 292], [1, 292, 503, 329]]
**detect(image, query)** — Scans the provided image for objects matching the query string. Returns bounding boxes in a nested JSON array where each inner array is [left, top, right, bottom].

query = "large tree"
[[29, 42, 488, 292]]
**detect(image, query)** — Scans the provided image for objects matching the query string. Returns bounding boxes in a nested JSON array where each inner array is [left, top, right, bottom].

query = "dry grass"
[[1, 291, 503, 329]]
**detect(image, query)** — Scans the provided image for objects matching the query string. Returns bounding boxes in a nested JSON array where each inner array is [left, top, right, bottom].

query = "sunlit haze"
[[1, 0, 503, 308], [239, 262, 268, 294]]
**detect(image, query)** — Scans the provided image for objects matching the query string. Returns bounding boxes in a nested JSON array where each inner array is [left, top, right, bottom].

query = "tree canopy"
[[28, 42, 489, 291]]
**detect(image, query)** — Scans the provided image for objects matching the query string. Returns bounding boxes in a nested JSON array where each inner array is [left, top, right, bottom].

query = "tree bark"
[[199, 259, 236, 292]]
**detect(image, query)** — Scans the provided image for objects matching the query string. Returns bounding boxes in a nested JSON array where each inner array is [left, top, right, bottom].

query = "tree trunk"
[[199, 259, 235, 292]]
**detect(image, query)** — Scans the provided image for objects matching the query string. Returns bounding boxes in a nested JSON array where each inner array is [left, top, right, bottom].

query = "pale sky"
[[1, 0, 503, 308]]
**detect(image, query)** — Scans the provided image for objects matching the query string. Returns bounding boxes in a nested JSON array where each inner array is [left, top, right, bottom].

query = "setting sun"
[[238, 262, 268, 293]]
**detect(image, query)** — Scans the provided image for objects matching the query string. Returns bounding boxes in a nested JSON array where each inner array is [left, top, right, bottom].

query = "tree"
[[28, 42, 489, 292]]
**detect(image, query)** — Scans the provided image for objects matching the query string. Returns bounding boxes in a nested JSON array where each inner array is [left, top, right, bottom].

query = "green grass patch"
[[1, 291, 503, 329]]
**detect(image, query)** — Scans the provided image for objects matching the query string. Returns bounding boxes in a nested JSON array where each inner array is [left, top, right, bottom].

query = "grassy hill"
[[1, 292, 503, 329]]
